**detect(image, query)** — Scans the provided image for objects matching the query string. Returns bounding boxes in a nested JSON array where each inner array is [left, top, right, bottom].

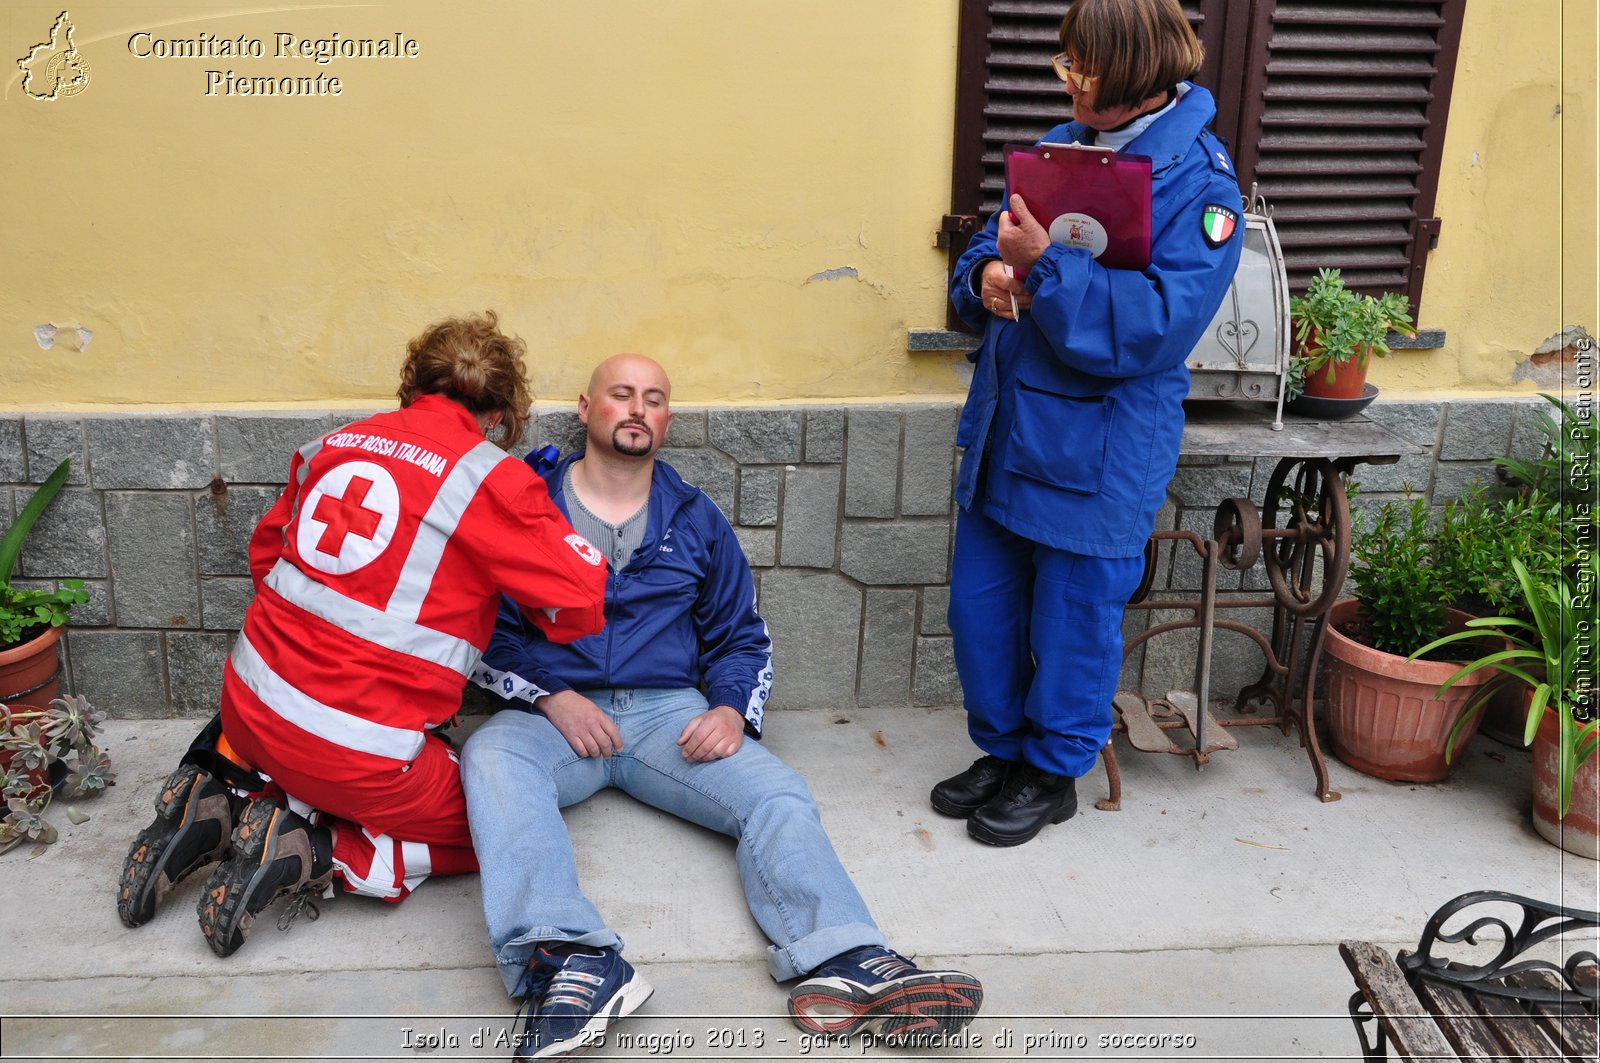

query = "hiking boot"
[[117, 763, 234, 928], [195, 797, 333, 958], [967, 762, 1077, 847], [512, 944, 654, 1060], [788, 945, 983, 1044], [930, 754, 1015, 818]]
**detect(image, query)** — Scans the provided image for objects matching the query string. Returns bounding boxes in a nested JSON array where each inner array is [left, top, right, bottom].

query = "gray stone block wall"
[[0, 396, 1546, 718]]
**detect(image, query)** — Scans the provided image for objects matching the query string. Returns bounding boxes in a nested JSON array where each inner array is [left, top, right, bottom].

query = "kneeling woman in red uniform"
[[117, 311, 608, 956]]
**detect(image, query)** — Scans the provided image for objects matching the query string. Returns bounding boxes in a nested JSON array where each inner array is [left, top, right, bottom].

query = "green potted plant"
[[1289, 268, 1418, 400], [1456, 393, 1599, 744], [1495, 393, 1599, 514], [0, 458, 88, 712], [1321, 496, 1498, 782], [1413, 552, 1599, 858], [1, 693, 114, 852]]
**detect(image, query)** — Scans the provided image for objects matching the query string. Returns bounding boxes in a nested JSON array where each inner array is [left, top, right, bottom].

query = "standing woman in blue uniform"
[[934, 0, 1244, 846]]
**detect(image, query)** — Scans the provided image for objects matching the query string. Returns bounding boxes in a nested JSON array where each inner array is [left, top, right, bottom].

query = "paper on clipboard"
[[1003, 141, 1153, 274]]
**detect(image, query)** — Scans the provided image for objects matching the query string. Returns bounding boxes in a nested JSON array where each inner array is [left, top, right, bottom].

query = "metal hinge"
[[1408, 217, 1442, 280], [936, 213, 979, 249]]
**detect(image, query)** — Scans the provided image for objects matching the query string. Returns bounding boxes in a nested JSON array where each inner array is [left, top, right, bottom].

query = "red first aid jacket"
[[221, 394, 607, 781]]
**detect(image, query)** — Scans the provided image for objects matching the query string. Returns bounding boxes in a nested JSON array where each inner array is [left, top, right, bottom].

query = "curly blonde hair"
[[397, 310, 531, 450]]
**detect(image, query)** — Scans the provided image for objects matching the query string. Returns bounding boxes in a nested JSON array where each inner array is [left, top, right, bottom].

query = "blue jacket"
[[951, 83, 1244, 558], [473, 454, 774, 736]]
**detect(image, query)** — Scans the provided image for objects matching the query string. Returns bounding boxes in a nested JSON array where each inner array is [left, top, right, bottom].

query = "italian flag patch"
[[1202, 204, 1238, 248]]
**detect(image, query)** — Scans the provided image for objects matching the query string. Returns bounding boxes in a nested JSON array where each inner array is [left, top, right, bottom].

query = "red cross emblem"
[[311, 476, 382, 556], [294, 460, 401, 575]]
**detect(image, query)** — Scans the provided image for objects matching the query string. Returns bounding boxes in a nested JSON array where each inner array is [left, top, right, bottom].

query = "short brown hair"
[[397, 310, 531, 450], [1059, 0, 1204, 111]]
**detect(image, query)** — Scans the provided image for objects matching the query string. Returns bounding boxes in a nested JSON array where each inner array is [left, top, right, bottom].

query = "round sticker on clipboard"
[[1048, 212, 1109, 258]]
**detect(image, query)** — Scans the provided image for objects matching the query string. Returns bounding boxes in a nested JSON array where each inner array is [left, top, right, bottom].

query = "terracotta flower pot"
[[0, 625, 64, 799], [1301, 346, 1372, 400], [1531, 709, 1600, 860], [1322, 599, 1496, 782], [0, 625, 63, 711]]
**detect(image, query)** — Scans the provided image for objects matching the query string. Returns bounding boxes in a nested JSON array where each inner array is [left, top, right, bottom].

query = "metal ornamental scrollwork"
[[1213, 284, 1261, 371], [1400, 890, 1599, 1009]]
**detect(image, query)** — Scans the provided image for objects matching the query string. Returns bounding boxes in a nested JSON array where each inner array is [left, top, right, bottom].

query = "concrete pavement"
[[2, 704, 1595, 1061]]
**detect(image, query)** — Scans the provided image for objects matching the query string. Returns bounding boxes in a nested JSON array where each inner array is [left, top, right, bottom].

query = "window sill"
[[1389, 329, 1446, 350], [908, 328, 980, 353]]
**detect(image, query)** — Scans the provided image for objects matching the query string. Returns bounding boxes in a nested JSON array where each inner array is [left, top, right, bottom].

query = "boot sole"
[[196, 801, 329, 958], [966, 797, 1078, 847], [788, 972, 984, 1043], [117, 765, 229, 929]]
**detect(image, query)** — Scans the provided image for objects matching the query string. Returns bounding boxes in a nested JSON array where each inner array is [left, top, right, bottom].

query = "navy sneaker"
[[788, 945, 983, 1044], [118, 763, 235, 928], [512, 945, 654, 1060], [195, 796, 334, 958]]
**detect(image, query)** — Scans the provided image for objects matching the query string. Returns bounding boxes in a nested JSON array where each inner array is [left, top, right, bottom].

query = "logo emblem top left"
[[295, 461, 402, 575], [18, 12, 91, 101]]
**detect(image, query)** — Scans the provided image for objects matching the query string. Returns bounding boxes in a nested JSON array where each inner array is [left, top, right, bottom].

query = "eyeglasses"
[[1050, 52, 1100, 93]]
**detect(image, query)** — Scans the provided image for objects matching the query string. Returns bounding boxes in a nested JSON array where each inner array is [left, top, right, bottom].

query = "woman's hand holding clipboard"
[[1002, 142, 1153, 278]]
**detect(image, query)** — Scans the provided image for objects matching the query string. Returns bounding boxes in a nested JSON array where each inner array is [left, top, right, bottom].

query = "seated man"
[[463, 354, 983, 1059], [116, 312, 608, 955]]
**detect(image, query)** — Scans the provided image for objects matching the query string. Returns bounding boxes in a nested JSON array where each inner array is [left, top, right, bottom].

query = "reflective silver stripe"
[[231, 633, 425, 762], [264, 559, 481, 677], [285, 435, 326, 528], [332, 828, 403, 900], [472, 661, 548, 706], [400, 839, 432, 893], [388, 441, 510, 623]]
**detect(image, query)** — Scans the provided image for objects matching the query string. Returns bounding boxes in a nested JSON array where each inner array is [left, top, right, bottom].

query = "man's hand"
[[538, 690, 622, 758], [979, 260, 1032, 321], [996, 193, 1051, 272], [677, 705, 746, 762]]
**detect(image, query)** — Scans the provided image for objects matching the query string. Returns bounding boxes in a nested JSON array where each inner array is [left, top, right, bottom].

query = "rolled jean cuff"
[[496, 927, 624, 998], [766, 921, 884, 982]]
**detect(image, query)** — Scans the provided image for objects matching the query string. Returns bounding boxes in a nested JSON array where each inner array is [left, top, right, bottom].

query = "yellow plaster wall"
[[1375, 0, 1598, 396], [1, 1, 965, 408], [2, 2, 1592, 410]]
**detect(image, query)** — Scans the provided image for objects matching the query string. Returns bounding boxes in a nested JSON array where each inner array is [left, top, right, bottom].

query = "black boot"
[[930, 755, 1016, 818], [967, 763, 1077, 846]]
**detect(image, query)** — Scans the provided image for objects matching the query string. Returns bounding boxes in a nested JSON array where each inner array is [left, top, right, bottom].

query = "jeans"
[[461, 687, 883, 996], [948, 505, 1143, 778]]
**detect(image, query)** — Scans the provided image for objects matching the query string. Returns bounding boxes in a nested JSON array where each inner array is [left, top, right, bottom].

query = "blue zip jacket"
[[473, 453, 774, 736], [951, 83, 1244, 558]]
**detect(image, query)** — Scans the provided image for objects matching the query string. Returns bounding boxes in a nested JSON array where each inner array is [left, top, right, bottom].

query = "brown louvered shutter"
[[943, 0, 1463, 328], [1231, 0, 1465, 304], [942, 0, 1230, 328]]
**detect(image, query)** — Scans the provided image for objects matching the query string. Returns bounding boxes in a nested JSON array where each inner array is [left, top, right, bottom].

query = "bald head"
[[580, 354, 673, 460], [587, 354, 671, 403]]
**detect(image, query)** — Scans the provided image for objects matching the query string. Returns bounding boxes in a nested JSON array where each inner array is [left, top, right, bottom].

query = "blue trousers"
[[460, 688, 883, 996], [947, 506, 1142, 778]]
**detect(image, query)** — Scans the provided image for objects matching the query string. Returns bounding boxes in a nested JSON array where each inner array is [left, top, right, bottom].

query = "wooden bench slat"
[[1471, 991, 1567, 1060], [1340, 940, 1463, 1061], [1411, 980, 1504, 1060], [1506, 969, 1600, 1061]]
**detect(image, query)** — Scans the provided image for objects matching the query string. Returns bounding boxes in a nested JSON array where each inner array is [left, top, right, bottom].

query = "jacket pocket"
[[1003, 378, 1114, 494]]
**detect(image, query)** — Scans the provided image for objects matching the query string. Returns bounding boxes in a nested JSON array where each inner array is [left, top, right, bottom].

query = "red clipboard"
[[1003, 142, 1152, 273]]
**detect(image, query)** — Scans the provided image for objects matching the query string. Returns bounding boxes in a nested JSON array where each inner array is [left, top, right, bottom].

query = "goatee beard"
[[613, 422, 652, 457]]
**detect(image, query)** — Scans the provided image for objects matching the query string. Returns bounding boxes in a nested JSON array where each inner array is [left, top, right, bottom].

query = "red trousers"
[[221, 707, 477, 902]]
